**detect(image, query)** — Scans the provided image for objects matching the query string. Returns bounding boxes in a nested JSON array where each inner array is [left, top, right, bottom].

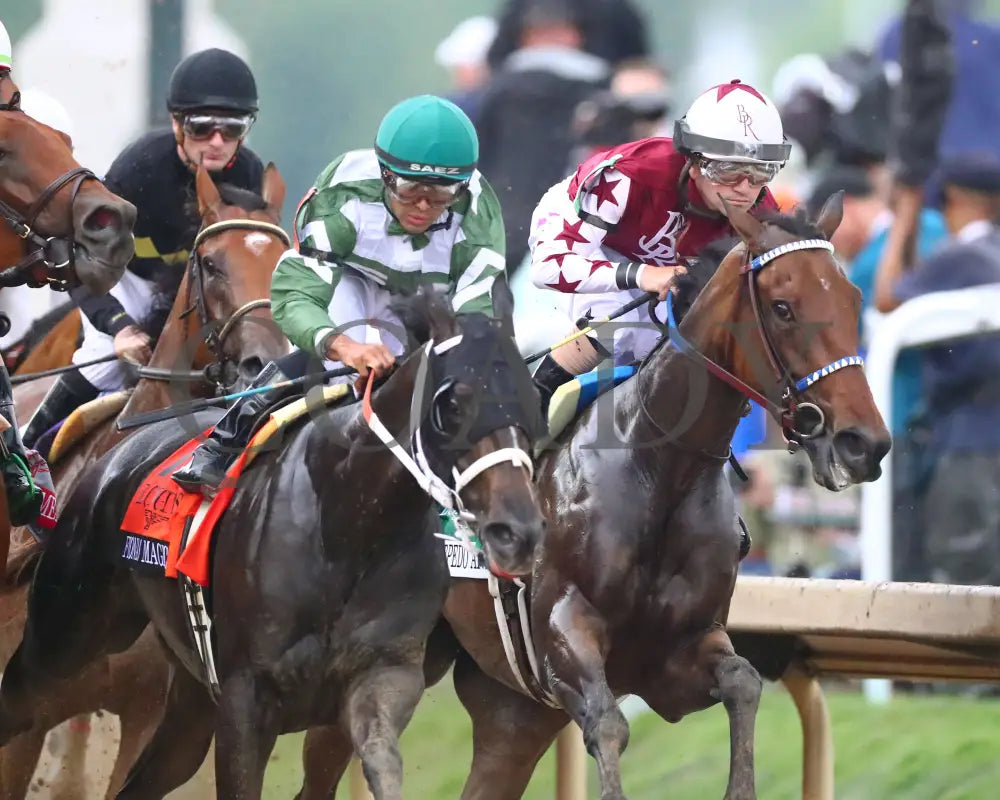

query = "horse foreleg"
[[704, 632, 761, 800], [0, 726, 47, 800], [345, 663, 424, 800], [214, 671, 279, 800], [115, 666, 215, 800], [453, 651, 567, 800], [0, 553, 141, 747], [544, 584, 628, 800], [295, 725, 353, 800]]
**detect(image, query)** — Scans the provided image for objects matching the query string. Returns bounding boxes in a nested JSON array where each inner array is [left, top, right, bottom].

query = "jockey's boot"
[[171, 360, 289, 493], [21, 371, 99, 450], [532, 354, 575, 423], [0, 369, 42, 526]]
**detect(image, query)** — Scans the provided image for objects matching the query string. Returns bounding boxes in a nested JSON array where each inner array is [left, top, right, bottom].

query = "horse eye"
[[201, 254, 217, 273], [771, 300, 794, 322]]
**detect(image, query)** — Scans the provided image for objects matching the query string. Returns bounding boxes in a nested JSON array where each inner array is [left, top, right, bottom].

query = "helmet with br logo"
[[674, 79, 790, 166]]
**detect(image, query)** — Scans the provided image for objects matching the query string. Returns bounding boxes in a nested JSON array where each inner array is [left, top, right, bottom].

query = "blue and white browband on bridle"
[[668, 237, 865, 445]]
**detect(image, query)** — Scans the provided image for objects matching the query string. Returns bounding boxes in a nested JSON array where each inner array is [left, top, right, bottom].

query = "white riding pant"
[[73, 271, 157, 392]]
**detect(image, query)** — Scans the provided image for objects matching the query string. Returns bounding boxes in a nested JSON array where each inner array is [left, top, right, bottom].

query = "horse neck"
[[120, 271, 208, 418], [635, 258, 753, 462], [334, 352, 428, 513]]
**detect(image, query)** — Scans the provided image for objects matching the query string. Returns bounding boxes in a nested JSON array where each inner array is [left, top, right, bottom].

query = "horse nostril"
[[83, 205, 122, 234], [482, 522, 516, 549], [238, 357, 264, 381], [833, 429, 869, 463]]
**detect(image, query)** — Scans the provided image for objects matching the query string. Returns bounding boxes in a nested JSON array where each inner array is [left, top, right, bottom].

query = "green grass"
[[261, 680, 1000, 799]]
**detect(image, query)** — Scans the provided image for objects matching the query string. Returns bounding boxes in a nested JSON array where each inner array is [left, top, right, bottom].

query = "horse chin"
[[73, 251, 128, 296], [802, 436, 853, 492], [485, 546, 533, 580]]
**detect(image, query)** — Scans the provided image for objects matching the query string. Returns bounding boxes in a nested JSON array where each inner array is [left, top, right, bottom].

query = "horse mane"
[[217, 183, 269, 213], [757, 206, 826, 240], [670, 207, 826, 325], [390, 288, 456, 348], [673, 236, 739, 324]]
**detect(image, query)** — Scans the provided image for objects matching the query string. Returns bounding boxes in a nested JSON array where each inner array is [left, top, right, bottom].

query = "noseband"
[[665, 238, 864, 448], [0, 92, 100, 290]]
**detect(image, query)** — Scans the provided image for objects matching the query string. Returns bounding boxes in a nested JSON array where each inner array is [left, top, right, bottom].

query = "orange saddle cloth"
[[117, 383, 352, 587]]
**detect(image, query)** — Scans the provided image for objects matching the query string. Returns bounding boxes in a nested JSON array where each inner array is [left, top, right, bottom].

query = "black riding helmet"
[[167, 48, 258, 114]]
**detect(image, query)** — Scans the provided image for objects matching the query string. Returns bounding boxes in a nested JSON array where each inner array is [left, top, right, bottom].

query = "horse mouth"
[[804, 437, 853, 492]]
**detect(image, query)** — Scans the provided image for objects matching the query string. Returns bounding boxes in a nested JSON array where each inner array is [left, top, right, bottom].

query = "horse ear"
[[814, 190, 844, 240], [195, 165, 222, 217], [261, 162, 286, 217], [722, 197, 767, 251], [490, 277, 516, 336]]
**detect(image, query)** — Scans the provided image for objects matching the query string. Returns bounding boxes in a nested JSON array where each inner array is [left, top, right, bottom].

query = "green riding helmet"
[[375, 95, 478, 183]]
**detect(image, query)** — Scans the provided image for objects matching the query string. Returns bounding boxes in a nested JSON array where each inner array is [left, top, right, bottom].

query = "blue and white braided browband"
[[794, 355, 865, 392], [749, 239, 835, 271]]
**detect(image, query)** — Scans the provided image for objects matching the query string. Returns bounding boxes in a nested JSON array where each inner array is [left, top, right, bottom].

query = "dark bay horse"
[[0, 163, 290, 799], [0, 284, 545, 800], [305, 195, 890, 800]]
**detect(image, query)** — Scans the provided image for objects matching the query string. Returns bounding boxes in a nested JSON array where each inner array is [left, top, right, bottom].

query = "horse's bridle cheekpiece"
[[667, 237, 864, 449], [0, 92, 100, 290]]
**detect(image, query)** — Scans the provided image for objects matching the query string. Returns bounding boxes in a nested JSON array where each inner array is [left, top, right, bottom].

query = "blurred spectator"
[[808, 166, 948, 581], [434, 15, 498, 123], [773, 48, 897, 199], [567, 60, 671, 168], [882, 153, 1000, 585], [807, 166, 946, 432], [876, 0, 1000, 171], [18, 87, 75, 146], [477, 0, 610, 275], [488, 0, 648, 69]]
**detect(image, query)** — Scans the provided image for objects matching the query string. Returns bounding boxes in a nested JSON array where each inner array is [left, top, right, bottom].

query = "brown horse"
[[298, 197, 892, 800], [0, 163, 290, 799], [0, 91, 136, 575]]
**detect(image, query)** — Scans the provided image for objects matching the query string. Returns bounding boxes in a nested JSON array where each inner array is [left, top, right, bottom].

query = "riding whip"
[[522, 291, 656, 365], [116, 366, 356, 430]]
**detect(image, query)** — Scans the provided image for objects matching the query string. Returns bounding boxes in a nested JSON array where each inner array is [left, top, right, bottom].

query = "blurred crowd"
[[434, 0, 1000, 585]]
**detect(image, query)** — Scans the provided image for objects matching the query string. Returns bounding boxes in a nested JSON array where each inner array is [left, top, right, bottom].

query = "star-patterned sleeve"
[[528, 168, 635, 294]]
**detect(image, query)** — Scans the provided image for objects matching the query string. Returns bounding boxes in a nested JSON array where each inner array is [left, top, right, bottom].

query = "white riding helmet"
[[674, 79, 790, 165], [18, 88, 75, 144], [0, 18, 12, 70]]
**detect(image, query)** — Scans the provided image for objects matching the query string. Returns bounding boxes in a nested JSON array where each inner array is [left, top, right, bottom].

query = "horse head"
[[395, 280, 544, 577], [716, 193, 891, 489], [179, 163, 290, 387], [0, 95, 136, 294]]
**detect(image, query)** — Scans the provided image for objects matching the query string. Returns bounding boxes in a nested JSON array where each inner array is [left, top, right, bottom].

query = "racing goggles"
[[382, 171, 468, 208], [181, 113, 254, 142], [699, 158, 782, 187]]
